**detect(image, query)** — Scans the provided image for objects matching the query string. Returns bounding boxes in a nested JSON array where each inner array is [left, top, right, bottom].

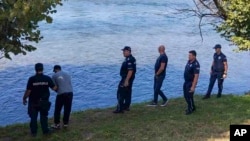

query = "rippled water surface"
[[0, 0, 249, 126]]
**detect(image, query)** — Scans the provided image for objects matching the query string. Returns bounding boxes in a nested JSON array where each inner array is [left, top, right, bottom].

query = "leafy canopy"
[[193, 0, 250, 51], [0, 0, 62, 59], [217, 0, 250, 51]]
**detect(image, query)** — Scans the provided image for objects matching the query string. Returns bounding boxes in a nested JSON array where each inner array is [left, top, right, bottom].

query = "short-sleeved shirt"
[[155, 53, 168, 77], [184, 59, 200, 82], [120, 55, 136, 79], [26, 73, 55, 104], [52, 71, 73, 95], [212, 52, 227, 72]]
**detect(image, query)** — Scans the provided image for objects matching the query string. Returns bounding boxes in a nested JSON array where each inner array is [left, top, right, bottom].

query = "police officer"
[[203, 44, 228, 99], [113, 46, 136, 113], [23, 63, 57, 136], [183, 50, 200, 115], [147, 45, 169, 106]]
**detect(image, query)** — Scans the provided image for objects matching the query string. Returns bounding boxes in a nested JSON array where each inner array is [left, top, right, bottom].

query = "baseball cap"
[[121, 46, 131, 51], [53, 65, 61, 72], [213, 44, 222, 49], [35, 63, 43, 71]]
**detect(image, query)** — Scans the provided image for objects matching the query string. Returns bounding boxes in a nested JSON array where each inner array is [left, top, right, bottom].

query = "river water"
[[0, 0, 249, 126]]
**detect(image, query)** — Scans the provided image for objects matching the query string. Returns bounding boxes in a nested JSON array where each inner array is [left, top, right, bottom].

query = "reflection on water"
[[0, 0, 249, 126]]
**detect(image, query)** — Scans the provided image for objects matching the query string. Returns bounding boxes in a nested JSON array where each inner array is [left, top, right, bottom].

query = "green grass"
[[1, 95, 250, 141]]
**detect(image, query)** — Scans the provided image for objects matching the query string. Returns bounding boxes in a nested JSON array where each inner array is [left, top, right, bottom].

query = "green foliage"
[[0, 0, 62, 59], [217, 0, 250, 51]]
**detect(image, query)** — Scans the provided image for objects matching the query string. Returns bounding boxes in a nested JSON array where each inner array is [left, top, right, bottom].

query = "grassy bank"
[[1, 95, 250, 141]]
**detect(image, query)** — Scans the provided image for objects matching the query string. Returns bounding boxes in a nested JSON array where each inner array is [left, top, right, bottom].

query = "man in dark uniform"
[[23, 63, 57, 136], [203, 44, 228, 99], [113, 46, 136, 113], [183, 50, 200, 115], [148, 45, 169, 106]]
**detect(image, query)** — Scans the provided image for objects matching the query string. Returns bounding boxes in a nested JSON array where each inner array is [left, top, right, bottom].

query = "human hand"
[[23, 99, 27, 105], [155, 74, 159, 79], [222, 74, 227, 79], [189, 87, 195, 93], [124, 80, 129, 87]]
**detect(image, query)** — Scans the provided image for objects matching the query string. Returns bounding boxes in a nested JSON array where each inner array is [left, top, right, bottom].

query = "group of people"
[[113, 44, 228, 115], [22, 64, 73, 136], [22, 44, 227, 136]]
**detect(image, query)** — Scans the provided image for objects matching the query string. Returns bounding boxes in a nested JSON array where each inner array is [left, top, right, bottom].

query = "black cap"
[[35, 63, 43, 72], [53, 65, 61, 72], [213, 44, 222, 49], [121, 46, 131, 51]]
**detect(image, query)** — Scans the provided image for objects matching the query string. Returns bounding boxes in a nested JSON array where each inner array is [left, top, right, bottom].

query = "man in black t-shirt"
[[23, 63, 57, 136], [148, 45, 169, 106], [113, 46, 136, 113]]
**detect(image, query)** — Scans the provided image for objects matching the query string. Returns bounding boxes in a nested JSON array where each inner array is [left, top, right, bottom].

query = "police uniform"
[[183, 59, 200, 113], [26, 71, 55, 134], [116, 54, 136, 112], [206, 52, 227, 97]]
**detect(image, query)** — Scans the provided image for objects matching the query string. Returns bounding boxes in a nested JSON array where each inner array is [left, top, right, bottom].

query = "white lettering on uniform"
[[33, 82, 48, 86]]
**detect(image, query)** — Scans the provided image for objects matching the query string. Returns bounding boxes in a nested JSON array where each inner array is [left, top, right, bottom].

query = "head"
[[53, 65, 61, 73], [213, 44, 222, 54], [122, 46, 131, 57], [35, 63, 43, 73], [158, 45, 165, 54], [188, 50, 197, 61]]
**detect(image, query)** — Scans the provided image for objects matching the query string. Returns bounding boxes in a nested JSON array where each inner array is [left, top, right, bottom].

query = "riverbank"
[[0, 94, 250, 141]]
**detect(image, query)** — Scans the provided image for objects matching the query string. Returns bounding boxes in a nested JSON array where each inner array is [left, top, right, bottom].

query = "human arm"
[[124, 70, 133, 87], [124, 58, 135, 87], [222, 61, 228, 79], [155, 55, 167, 78], [156, 62, 166, 76], [49, 76, 58, 91], [23, 89, 31, 105], [189, 74, 199, 92], [52, 85, 57, 91], [190, 62, 200, 93], [210, 61, 214, 74], [23, 78, 32, 105], [222, 54, 228, 79]]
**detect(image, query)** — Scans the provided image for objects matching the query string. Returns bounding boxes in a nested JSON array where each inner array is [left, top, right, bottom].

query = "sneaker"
[[217, 94, 221, 98], [113, 110, 124, 114], [51, 124, 60, 129], [202, 95, 210, 100], [147, 102, 157, 107], [160, 99, 169, 107], [63, 124, 68, 128]]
